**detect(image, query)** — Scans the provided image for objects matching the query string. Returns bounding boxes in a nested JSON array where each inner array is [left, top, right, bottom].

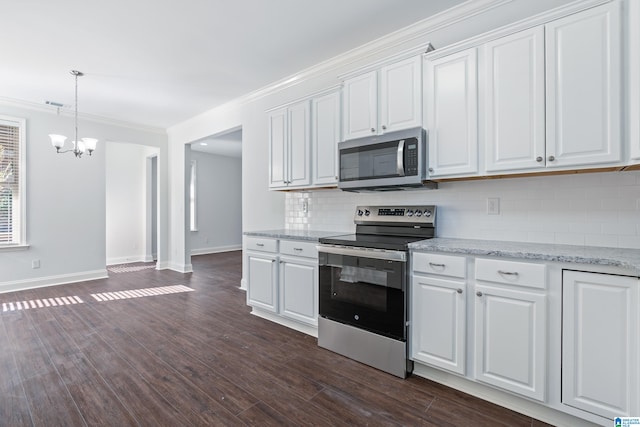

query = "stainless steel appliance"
[[337, 127, 437, 192], [317, 205, 436, 378]]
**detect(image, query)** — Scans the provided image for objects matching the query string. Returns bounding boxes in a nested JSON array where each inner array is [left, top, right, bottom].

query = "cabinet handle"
[[548, 155, 555, 162], [294, 248, 303, 252], [382, 125, 387, 131], [498, 270, 519, 276], [428, 167, 434, 173], [256, 243, 265, 247], [476, 291, 483, 297], [429, 262, 445, 268], [370, 128, 376, 133], [457, 288, 463, 294], [536, 156, 543, 162]]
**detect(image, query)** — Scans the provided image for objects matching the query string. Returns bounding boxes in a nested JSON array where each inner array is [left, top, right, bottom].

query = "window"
[[189, 160, 197, 232], [0, 116, 25, 246]]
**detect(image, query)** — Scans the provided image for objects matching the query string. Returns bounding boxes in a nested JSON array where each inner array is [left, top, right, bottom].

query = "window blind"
[[0, 120, 20, 244]]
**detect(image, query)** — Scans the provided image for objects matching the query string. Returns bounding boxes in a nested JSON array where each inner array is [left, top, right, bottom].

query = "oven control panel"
[[354, 205, 436, 224]]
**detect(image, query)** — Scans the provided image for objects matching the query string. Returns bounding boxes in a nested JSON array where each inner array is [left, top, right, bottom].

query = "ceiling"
[[1, 0, 465, 131], [191, 129, 243, 158]]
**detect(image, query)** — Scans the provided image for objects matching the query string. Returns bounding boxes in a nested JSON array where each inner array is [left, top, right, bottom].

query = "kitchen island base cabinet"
[[562, 270, 640, 420]]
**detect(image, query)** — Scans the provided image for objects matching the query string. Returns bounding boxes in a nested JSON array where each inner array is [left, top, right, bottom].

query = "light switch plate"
[[487, 197, 500, 215]]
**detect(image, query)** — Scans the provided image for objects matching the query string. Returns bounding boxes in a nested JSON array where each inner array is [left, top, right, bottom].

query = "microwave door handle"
[[397, 139, 405, 176]]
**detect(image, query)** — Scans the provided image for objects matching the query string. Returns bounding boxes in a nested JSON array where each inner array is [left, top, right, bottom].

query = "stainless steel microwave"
[[338, 127, 436, 192]]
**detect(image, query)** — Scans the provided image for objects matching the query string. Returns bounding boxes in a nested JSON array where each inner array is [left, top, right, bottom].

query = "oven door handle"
[[317, 244, 406, 262]]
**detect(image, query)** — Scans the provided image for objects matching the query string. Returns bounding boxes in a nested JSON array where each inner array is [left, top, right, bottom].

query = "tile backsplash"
[[285, 170, 640, 249]]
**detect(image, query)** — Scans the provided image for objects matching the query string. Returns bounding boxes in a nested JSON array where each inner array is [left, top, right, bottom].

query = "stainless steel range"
[[317, 205, 436, 378]]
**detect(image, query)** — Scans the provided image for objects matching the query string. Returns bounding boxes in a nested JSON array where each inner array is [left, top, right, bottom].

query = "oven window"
[[332, 266, 387, 311]]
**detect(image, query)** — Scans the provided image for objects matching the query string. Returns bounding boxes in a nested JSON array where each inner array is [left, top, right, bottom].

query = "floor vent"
[[108, 264, 156, 273]]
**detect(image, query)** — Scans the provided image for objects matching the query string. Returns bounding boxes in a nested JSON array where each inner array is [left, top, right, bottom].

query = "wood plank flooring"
[[0, 251, 554, 426]]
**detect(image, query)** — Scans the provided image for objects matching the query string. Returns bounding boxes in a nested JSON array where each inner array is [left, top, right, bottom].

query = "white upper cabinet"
[[484, 27, 546, 173], [379, 56, 422, 134], [268, 108, 288, 188], [343, 71, 377, 140], [545, 2, 621, 168], [268, 101, 311, 189], [343, 56, 421, 140], [312, 90, 341, 186], [425, 48, 478, 178]]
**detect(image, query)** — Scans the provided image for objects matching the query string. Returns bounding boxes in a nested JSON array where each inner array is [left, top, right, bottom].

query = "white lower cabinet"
[[246, 251, 278, 312], [562, 270, 639, 420], [411, 253, 547, 402], [412, 275, 466, 375], [246, 237, 318, 330], [279, 255, 317, 325], [474, 284, 547, 402]]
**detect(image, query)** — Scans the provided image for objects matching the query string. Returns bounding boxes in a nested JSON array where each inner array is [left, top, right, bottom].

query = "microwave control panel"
[[404, 139, 418, 176]]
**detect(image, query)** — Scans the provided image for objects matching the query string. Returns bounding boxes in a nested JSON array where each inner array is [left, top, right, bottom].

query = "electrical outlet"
[[302, 199, 308, 214], [32, 259, 40, 269], [487, 197, 500, 215]]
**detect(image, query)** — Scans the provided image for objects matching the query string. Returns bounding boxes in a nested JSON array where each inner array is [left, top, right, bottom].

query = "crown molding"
[[425, 0, 611, 60], [0, 96, 166, 135], [239, 0, 513, 106]]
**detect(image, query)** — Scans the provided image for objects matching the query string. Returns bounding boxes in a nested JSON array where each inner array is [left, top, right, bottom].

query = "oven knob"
[[364, 209, 370, 216], [415, 210, 422, 217], [354, 314, 359, 321], [424, 209, 432, 217], [357, 209, 363, 216], [407, 209, 414, 217]]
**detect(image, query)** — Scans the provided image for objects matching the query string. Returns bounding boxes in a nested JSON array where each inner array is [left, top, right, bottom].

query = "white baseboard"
[[191, 244, 241, 256], [168, 262, 193, 273], [240, 278, 247, 291], [0, 269, 108, 294], [106, 256, 148, 266]]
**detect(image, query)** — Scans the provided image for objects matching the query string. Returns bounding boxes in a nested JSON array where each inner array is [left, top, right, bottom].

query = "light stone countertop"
[[409, 238, 640, 274], [244, 229, 344, 242]]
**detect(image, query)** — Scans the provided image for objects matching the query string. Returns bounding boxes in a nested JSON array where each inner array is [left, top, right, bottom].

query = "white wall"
[[166, 0, 600, 273], [0, 102, 167, 292], [285, 171, 640, 249], [190, 150, 242, 254], [106, 142, 159, 264]]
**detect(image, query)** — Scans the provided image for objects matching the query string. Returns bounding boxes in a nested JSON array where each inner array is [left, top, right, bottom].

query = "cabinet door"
[[279, 257, 317, 325], [312, 91, 341, 186], [380, 56, 422, 134], [562, 270, 639, 419], [411, 275, 466, 375], [484, 27, 545, 172], [545, 2, 621, 168], [474, 284, 546, 402], [287, 101, 311, 187], [425, 48, 478, 177], [268, 108, 288, 188], [247, 252, 278, 312], [343, 70, 377, 140]]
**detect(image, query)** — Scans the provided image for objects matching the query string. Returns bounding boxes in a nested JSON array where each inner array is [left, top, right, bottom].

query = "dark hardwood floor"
[[0, 251, 554, 426]]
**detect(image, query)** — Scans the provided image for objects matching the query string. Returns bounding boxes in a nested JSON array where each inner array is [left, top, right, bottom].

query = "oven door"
[[318, 245, 407, 340]]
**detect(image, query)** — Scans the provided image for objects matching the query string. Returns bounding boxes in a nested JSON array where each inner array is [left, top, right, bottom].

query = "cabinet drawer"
[[413, 253, 466, 278], [246, 237, 278, 253], [280, 240, 318, 259], [475, 258, 545, 289]]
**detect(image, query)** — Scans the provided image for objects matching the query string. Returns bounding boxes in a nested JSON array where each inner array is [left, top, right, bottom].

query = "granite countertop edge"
[[244, 229, 344, 242], [409, 238, 640, 274]]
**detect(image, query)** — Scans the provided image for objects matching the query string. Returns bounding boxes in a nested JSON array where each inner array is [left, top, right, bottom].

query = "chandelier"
[[48, 70, 98, 157]]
